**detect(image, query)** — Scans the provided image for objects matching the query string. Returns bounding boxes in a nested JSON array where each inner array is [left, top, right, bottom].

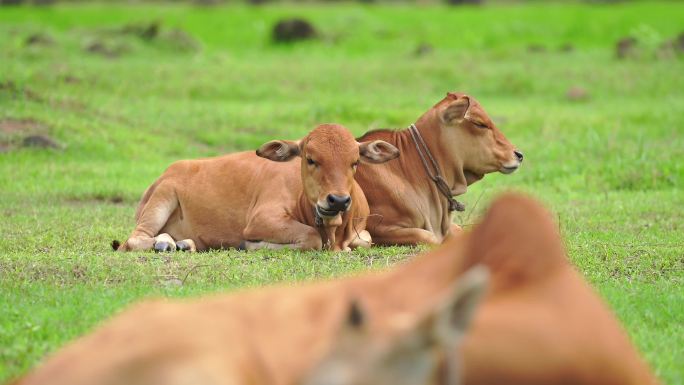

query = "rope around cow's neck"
[[408, 124, 465, 212]]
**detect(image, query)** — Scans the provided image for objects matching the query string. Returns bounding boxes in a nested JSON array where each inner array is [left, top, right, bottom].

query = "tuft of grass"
[[1, 2, 683, 383]]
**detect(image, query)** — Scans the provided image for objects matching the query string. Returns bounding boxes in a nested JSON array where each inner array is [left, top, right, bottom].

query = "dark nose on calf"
[[326, 194, 352, 211], [514, 150, 524, 162]]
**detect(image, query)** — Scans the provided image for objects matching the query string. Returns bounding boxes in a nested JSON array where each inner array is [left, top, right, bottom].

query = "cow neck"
[[295, 193, 344, 250], [391, 119, 469, 212], [408, 124, 465, 212]]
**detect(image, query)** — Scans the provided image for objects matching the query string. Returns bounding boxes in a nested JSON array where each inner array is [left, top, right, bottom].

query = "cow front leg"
[[347, 230, 372, 249], [153, 233, 177, 252], [243, 217, 323, 251], [369, 225, 441, 246], [176, 239, 197, 252]]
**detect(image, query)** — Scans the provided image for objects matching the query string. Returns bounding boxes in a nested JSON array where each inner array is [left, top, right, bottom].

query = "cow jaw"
[[499, 161, 521, 174]]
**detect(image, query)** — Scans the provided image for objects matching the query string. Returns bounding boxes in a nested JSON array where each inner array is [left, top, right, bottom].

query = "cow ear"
[[441, 95, 471, 124], [359, 140, 400, 164], [256, 140, 300, 162], [430, 265, 488, 346]]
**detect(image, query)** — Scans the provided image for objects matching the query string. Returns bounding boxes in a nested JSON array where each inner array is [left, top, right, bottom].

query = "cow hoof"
[[237, 240, 247, 251], [154, 242, 174, 253], [176, 239, 196, 252]]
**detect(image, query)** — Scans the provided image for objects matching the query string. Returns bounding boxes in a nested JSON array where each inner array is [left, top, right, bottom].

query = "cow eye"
[[306, 157, 316, 166], [473, 121, 489, 129]]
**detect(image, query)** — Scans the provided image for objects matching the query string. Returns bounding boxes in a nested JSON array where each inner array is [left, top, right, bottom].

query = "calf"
[[356, 92, 523, 245], [115, 124, 399, 252]]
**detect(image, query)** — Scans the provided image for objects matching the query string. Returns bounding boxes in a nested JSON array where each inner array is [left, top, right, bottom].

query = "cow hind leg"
[[118, 182, 179, 252], [243, 215, 322, 251]]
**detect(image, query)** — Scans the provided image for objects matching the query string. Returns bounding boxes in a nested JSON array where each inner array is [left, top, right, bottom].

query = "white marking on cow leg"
[[176, 239, 196, 252], [154, 233, 177, 253]]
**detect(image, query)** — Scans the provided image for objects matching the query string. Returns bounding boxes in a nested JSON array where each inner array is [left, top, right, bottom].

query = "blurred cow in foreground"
[[14, 194, 659, 385]]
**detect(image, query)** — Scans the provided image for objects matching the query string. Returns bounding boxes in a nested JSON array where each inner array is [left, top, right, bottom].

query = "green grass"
[[1, 2, 683, 384]]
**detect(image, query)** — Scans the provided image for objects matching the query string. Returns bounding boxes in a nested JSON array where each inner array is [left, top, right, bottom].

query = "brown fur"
[[12, 194, 659, 385], [117, 124, 398, 252], [455, 194, 660, 385], [356, 92, 522, 245]]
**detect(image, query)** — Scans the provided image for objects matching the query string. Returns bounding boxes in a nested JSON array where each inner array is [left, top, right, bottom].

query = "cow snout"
[[326, 194, 352, 211], [514, 150, 524, 162]]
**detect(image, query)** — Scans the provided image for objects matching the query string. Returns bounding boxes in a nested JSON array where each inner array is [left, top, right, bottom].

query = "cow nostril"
[[514, 150, 524, 162], [326, 194, 352, 210]]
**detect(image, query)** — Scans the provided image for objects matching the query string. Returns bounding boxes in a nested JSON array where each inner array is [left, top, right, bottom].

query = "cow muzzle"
[[317, 194, 352, 217], [500, 150, 523, 174]]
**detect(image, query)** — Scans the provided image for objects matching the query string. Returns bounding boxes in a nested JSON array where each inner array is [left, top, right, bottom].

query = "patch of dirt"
[[0, 118, 48, 134], [566, 86, 590, 102], [66, 194, 127, 205], [61, 74, 82, 84], [85, 40, 128, 58], [121, 21, 160, 40], [559, 43, 574, 53], [446, 0, 482, 5], [272, 18, 317, 43], [616, 36, 637, 59], [161, 28, 201, 52], [0, 118, 63, 151], [22, 134, 61, 149], [527, 44, 546, 53], [0, 81, 44, 102], [24, 33, 54, 47], [93, 21, 201, 53], [413, 43, 434, 57]]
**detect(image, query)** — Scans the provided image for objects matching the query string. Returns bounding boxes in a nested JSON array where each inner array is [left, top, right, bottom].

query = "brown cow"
[[304, 194, 661, 385], [356, 92, 523, 245], [10, 266, 488, 385], [455, 194, 660, 385], [115, 123, 399, 252]]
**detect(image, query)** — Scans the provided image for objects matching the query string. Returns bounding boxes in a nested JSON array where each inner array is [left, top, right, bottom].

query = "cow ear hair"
[[256, 140, 301, 162]]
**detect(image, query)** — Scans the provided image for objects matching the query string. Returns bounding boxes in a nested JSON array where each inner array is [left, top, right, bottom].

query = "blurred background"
[[0, 0, 682, 383]]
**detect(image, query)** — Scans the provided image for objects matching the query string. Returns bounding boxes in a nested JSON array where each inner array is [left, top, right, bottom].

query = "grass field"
[[1, 2, 683, 383]]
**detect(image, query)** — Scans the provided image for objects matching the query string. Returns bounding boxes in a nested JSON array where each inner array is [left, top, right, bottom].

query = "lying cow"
[[303, 194, 661, 385], [114, 123, 399, 252], [356, 92, 523, 245]]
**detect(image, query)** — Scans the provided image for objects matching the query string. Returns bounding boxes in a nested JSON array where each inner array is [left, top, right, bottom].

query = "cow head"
[[419, 92, 522, 184], [302, 266, 489, 385], [257, 124, 399, 220]]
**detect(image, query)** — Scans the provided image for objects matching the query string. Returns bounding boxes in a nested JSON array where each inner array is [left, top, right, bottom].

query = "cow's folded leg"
[[348, 229, 372, 249], [176, 239, 196, 252], [154, 233, 177, 252], [369, 226, 441, 246], [243, 216, 323, 251], [118, 181, 179, 252], [442, 223, 464, 243], [120, 236, 155, 251]]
